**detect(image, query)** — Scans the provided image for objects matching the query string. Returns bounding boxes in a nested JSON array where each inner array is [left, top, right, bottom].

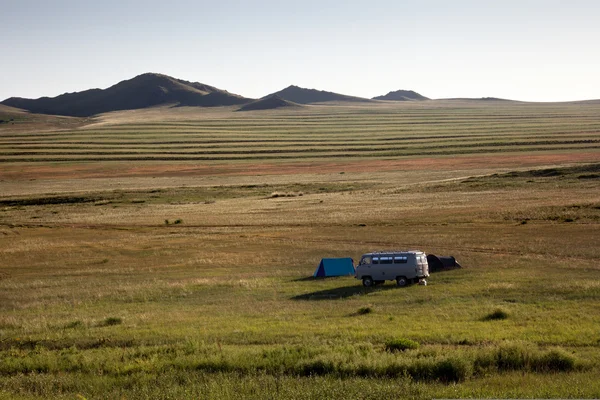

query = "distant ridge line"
[[265, 85, 373, 104], [1, 73, 252, 117], [372, 89, 429, 101], [2, 73, 598, 117]]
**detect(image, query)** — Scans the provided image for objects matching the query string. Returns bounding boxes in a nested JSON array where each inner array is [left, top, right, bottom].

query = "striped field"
[[1, 100, 599, 163]]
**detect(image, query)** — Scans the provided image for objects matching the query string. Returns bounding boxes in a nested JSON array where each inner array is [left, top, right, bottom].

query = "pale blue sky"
[[2, 0, 599, 102]]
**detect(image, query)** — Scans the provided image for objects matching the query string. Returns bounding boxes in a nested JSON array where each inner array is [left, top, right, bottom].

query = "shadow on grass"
[[291, 276, 352, 282], [291, 284, 396, 300]]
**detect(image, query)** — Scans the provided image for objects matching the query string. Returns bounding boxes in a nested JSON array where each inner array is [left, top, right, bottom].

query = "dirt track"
[[1, 152, 598, 181]]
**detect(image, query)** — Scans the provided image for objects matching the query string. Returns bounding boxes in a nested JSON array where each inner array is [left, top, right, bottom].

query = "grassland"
[[0, 100, 599, 399], [1, 100, 600, 163]]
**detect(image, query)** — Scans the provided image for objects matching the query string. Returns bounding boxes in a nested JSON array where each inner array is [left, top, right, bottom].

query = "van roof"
[[362, 250, 425, 256]]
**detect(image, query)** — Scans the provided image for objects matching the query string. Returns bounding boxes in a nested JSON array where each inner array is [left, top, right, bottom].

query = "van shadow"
[[291, 284, 396, 301], [291, 276, 349, 282]]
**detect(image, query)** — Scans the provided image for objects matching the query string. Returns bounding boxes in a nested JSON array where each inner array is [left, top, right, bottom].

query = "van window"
[[393, 256, 407, 264], [381, 256, 392, 264], [360, 256, 372, 265], [372, 257, 379, 264]]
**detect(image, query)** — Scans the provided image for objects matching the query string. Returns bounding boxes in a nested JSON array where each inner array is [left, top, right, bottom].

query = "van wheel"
[[396, 277, 408, 287], [362, 277, 374, 287]]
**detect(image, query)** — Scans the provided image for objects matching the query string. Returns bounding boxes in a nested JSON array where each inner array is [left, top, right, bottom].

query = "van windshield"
[[360, 256, 372, 265]]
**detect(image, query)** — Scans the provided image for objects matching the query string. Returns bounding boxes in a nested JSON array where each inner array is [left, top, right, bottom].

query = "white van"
[[355, 251, 429, 287]]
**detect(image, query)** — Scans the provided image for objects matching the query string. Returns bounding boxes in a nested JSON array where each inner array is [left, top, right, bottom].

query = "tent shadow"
[[291, 284, 396, 301]]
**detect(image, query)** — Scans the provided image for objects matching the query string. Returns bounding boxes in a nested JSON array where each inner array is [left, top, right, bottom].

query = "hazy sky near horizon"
[[1, 0, 599, 102]]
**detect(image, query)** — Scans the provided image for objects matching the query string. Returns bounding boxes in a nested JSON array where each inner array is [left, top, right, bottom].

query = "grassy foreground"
[[1, 103, 600, 398]]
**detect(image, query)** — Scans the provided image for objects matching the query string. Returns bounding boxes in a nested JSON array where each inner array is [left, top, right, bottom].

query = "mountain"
[[372, 90, 429, 101], [267, 85, 372, 104], [442, 97, 514, 102], [1, 73, 252, 117], [238, 95, 301, 111]]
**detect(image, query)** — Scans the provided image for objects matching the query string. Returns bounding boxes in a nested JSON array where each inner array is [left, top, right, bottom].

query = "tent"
[[426, 254, 462, 273], [313, 258, 355, 277]]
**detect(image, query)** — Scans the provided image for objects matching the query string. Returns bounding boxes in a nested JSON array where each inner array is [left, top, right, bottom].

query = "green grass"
[[0, 103, 599, 398]]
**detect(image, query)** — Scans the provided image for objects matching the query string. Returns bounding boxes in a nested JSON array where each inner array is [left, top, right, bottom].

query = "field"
[[1, 100, 600, 399]]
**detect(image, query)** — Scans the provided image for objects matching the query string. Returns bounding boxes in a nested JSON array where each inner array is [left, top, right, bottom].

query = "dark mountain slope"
[[1, 73, 251, 117], [268, 85, 371, 104], [238, 95, 301, 111], [373, 89, 429, 101]]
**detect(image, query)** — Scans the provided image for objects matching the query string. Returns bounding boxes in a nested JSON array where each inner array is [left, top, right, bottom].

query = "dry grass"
[[2, 100, 600, 164]]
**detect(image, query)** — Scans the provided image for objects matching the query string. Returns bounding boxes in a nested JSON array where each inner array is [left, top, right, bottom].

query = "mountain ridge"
[[372, 89, 429, 101], [238, 94, 301, 111], [266, 85, 372, 104], [1, 73, 252, 117]]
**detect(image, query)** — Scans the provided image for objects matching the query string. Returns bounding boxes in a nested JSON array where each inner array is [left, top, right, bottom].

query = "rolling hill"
[[238, 95, 301, 111], [266, 85, 372, 104], [1, 73, 252, 117], [372, 89, 429, 101], [442, 97, 514, 102]]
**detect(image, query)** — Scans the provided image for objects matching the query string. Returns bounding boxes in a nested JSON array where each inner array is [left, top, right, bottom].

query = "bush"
[[407, 357, 471, 383], [534, 348, 576, 372], [495, 343, 533, 371], [357, 306, 373, 315], [385, 338, 419, 352], [64, 320, 84, 329], [101, 317, 122, 326], [475, 344, 578, 374], [433, 357, 472, 383], [483, 308, 509, 321], [296, 359, 336, 376]]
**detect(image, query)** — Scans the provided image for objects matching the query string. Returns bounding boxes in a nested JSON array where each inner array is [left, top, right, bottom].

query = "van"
[[355, 251, 429, 287]]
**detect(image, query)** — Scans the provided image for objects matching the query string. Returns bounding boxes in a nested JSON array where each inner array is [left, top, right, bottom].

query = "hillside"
[[1, 73, 252, 117], [0, 104, 26, 114], [0, 104, 89, 132], [442, 97, 514, 102], [267, 85, 372, 104], [373, 89, 429, 101], [238, 94, 301, 111]]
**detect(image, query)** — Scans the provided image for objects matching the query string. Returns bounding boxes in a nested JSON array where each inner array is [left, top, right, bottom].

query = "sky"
[[1, 0, 599, 102]]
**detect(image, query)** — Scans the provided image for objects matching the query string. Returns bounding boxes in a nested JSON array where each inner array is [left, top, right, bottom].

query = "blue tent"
[[313, 258, 355, 277]]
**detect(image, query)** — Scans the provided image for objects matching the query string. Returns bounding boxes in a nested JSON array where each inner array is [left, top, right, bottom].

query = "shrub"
[[173, 219, 183, 224], [483, 308, 509, 321], [357, 306, 373, 315], [433, 357, 472, 383], [495, 343, 534, 371], [296, 359, 336, 376], [408, 356, 472, 383], [270, 192, 302, 198], [534, 348, 576, 372], [101, 317, 122, 326], [385, 338, 419, 352], [64, 320, 84, 329], [407, 358, 436, 381], [475, 344, 578, 374]]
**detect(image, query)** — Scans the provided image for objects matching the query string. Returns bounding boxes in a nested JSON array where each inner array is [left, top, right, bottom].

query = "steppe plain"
[[1, 100, 600, 399]]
